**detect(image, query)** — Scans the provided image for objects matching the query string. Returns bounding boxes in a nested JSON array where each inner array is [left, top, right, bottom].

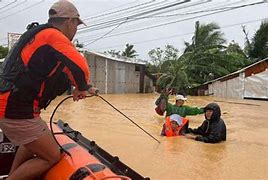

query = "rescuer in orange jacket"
[[0, 1, 98, 179]]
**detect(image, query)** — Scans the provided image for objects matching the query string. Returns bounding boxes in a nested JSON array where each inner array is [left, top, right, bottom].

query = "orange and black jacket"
[[0, 24, 90, 119], [160, 116, 189, 136]]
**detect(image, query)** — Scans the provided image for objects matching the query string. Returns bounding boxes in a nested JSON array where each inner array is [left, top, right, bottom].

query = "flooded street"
[[41, 94, 268, 180]]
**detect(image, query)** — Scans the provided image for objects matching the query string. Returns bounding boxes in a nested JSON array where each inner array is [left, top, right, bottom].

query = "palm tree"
[[184, 21, 226, 53], [182, 21, 228, 84], [182, 21, 252, 85], [182, 45, 229, 84], [122, 43, 138, 58], [157, 21, 249, 91], [105, 49, 121, 56], [245, 21, 268, 61]]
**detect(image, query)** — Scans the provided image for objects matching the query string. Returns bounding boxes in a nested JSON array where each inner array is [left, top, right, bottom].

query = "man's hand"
[[88, 86, 99, 95], [194, 135, 204, 142], [162, 88, 172, 96], [185, 134, 196, 140], [72, 88, 87, 101]]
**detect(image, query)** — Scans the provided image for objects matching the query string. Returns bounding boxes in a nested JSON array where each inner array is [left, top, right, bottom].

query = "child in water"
[[161, 114, 189, 137]]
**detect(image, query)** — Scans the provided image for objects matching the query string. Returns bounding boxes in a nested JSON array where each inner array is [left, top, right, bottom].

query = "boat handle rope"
[[96, 95, 161, 144], [50, 94, 161, 156], [49, 95, 85, 156]]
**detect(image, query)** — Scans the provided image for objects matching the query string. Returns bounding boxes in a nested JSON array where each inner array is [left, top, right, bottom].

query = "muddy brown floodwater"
[[41, 93, 268, 180]]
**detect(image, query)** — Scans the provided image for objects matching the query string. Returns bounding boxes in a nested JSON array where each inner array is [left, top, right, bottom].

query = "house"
[[84, 51, 154, 94], [195, 58, 268, 100]]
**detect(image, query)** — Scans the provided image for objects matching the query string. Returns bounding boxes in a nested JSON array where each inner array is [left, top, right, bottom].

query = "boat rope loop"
[[49, 94, 160, 156]]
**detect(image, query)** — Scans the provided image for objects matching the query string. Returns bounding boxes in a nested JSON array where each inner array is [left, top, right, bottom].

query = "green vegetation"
[[147, 20, 267, 93], [105, 43, 138, 58], [122, 43, 138, 58], [245, 21, 268, 61], [0, 46, 8, 59]]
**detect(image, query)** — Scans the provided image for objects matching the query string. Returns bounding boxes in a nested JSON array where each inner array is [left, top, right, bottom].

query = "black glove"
[[155, 97, 161, 106], [195, 135, 204, 142], [155, 94, 168, 105], [187, 128, 193, 134]]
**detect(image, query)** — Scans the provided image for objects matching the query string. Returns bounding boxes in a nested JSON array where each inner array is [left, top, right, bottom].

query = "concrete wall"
[[144, 75, 154, 93]]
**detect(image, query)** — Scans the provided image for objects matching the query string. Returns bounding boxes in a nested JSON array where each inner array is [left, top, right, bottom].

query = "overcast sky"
[[0, 0, 267, 60]]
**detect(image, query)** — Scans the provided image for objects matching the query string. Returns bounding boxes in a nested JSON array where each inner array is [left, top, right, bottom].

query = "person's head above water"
[[175, 94, 187, 107], [170, 114, 183, 130], [204, 103, 221, 121]]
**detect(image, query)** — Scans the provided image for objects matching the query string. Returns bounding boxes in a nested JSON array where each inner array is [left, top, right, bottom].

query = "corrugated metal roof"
[[203, 57, 268, 85], [87, 51, 147, 65]]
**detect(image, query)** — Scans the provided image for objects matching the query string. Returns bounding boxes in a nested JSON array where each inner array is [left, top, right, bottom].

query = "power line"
[[0, 0, 17, 11], [0, 0, 154, 44], [84, 19, 128, 46], [78, 0, 192, 33], [77, 0, 245, 38], [81, 1, 267, 43], [91, 17, 266, 51], [84, 0, 180, 27], [146, 0, 266, 17], [1, 0, 167, 45], [0, 0, 27, 14], [79, 0, 245, 33], [77, 0, 237, 41], [78, 0, 213, 36], [0, 0, 45, 21], [82, 0, 156, 21], [79, 0, 203, 45], [93, 32, 194, 51], [95, 0, 264, 32], [80, 0, 164, 31]]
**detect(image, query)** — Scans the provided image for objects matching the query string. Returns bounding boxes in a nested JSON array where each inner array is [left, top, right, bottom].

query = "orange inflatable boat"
[[0, 120, 149, 180]]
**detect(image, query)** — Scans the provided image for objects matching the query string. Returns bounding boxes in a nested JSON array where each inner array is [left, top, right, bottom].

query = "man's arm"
[[195, 122, 225, 143], [47, 29, 90, 91], [185, 106, 204, 116], [155, 89, 172, 115], [195, 131, 222, 143], [189, 120, 207, 135]]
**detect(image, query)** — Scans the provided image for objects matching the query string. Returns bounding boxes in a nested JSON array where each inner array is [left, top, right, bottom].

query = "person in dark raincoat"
[[186, 103, 226, 143]]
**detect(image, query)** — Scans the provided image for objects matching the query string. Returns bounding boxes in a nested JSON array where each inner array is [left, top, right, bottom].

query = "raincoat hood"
[[204, 103, 221, 122]]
